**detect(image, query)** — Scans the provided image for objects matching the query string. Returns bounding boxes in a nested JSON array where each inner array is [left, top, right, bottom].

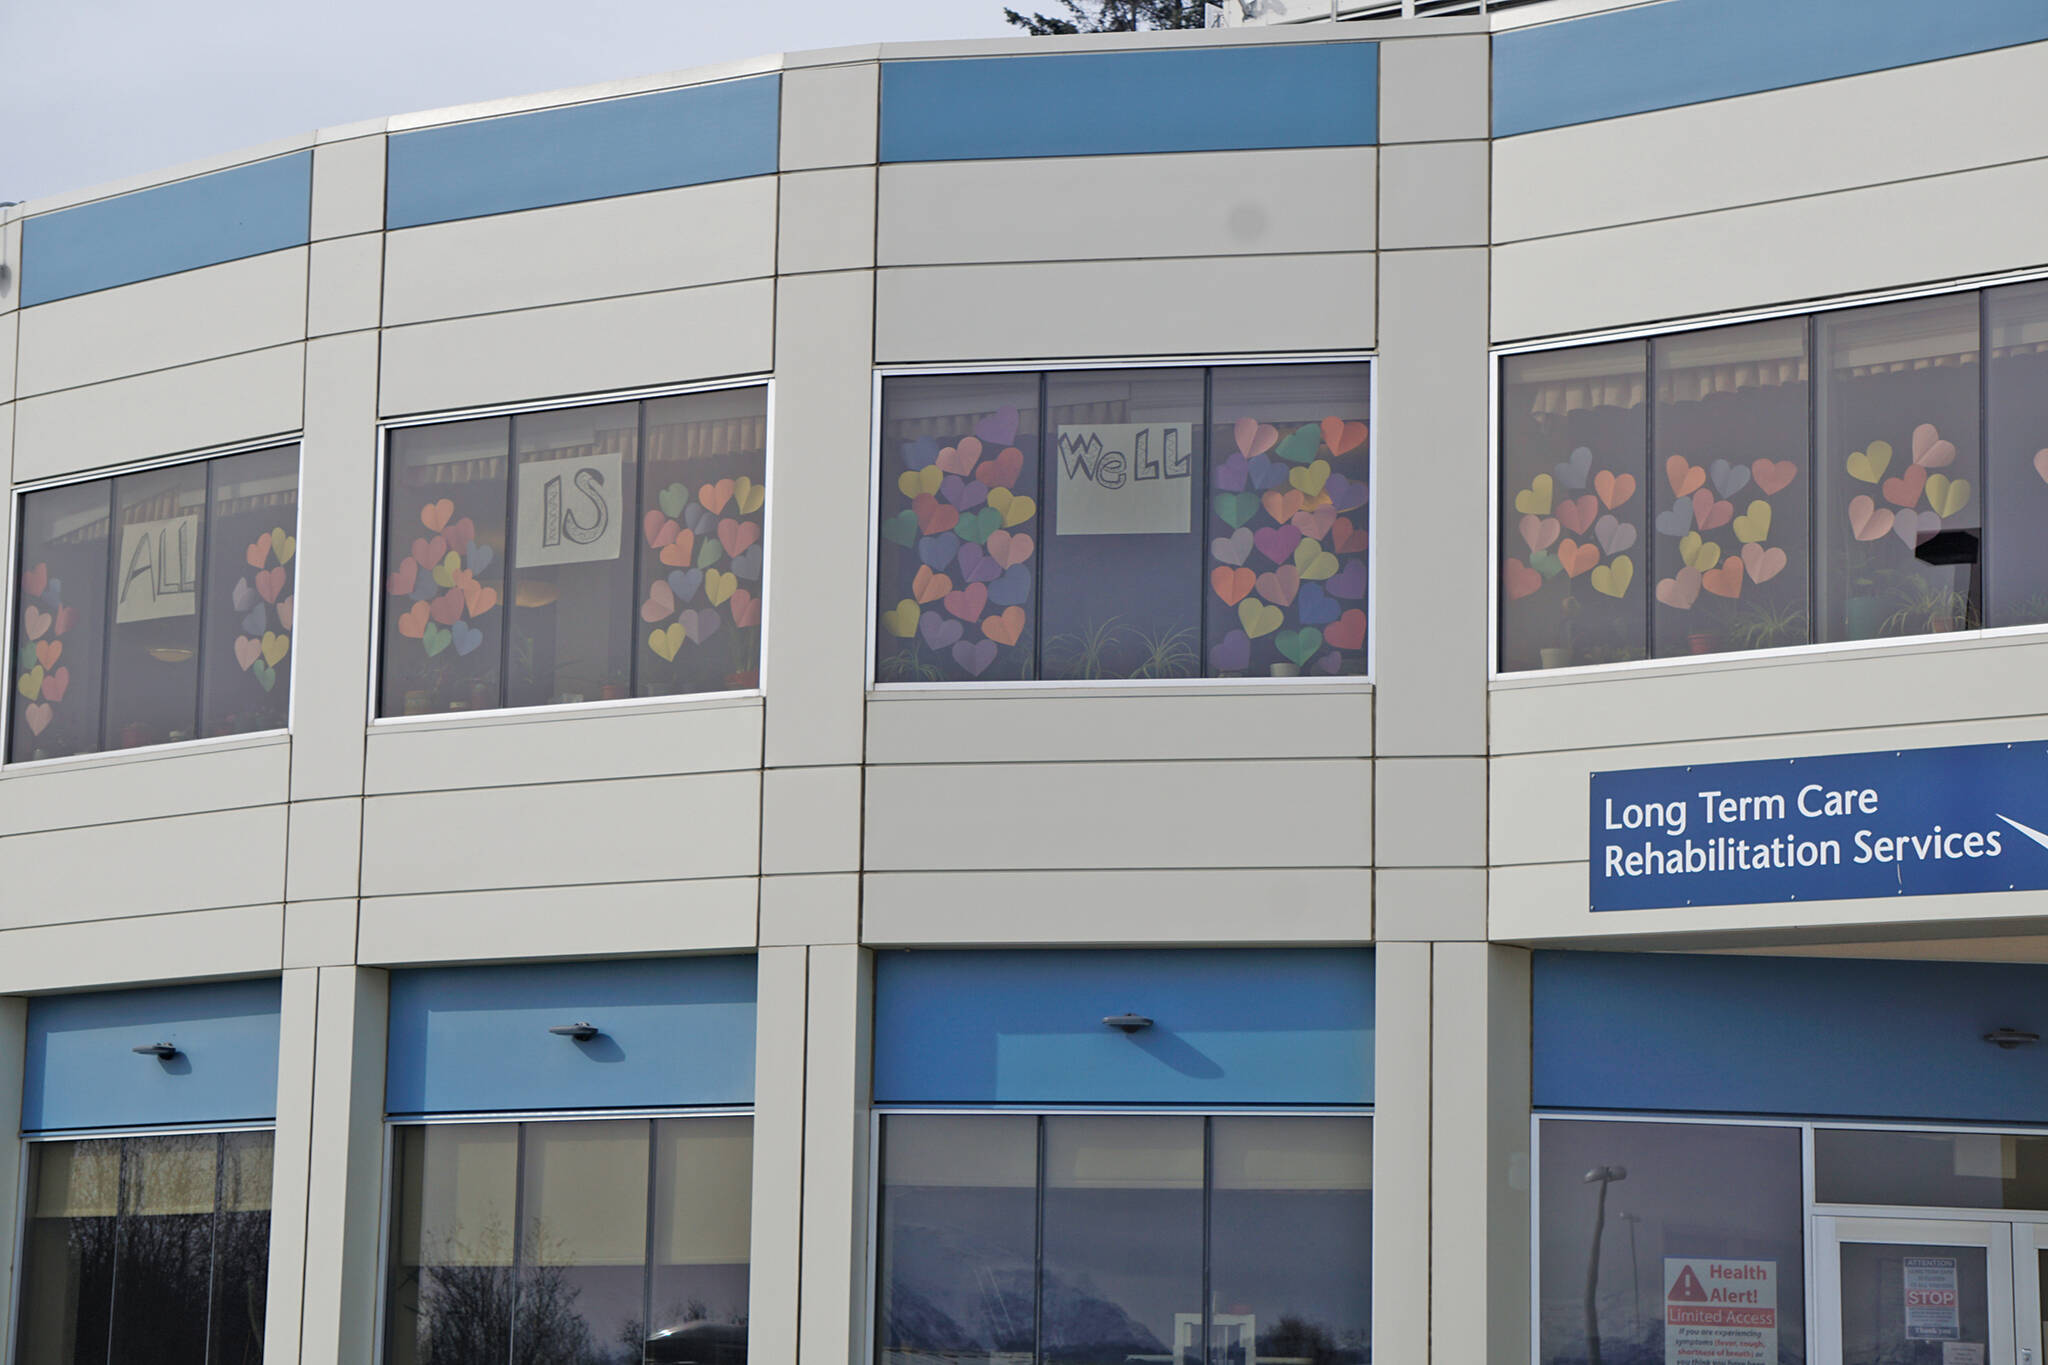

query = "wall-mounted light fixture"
[[1103, 1013, 1154, 1034], [1984, 1028, 2041, 1050], [132, 1042, 179, 1060], [548, 1022, 601, 1042]]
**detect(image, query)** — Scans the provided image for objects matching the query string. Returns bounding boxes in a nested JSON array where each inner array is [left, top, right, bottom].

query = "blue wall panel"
[[22, 980, 283, 1133], [385, 957, 757, 1115], [1497, 0, 2048, 137], [1534, 951, 2048, 1123], [21, 152, 311, 307], [386, 76, 781, 229], [880, 43, 1377, 162], [873, 948, 1374, 1106]]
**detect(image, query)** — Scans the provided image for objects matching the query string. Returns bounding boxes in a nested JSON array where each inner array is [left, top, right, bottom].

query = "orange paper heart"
[[1211, 566, 1255, 606], [1594, 470, 1637, 510], [420, 499, 454, 533], [1741, 542, 1787, 583], [1656, 567, 1702, 611], [1701, 557, 1745, 599], [1666, 457, 1706, 498], [1882, 465, 1928, 509], [982, 606, 1026, 646], [1557, 538, 1599, 578], [1752, 459, 1797, 495], [1320, 417, 1368, 457]]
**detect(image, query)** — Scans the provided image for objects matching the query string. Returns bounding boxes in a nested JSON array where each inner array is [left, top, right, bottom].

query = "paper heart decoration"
[[1211, 630, 1252, 672], [1294, 538, 1338, 582], [1740, 542, 1787, 583], [1677, 532, 1720, 572], [881, 510, 918, 548], [936, 439, 981, 477], [1246, 456, 1285, 492], [1894, 508, 1939, 546], [1594, 470, 1637, 510], [1692, 490, 1734, 531], [986, 490, 1031, 535], [450, 621, 483, 657], [462, 581, 497, 617], [1926, 474, 1971, 518], [429, 588, 467, 627], [1274, 627, 1321, 668], [655, 483, 690, 520], [645, 511, 680, 548], [900, 438, 939, 473], [1591, 555, 1634, 599], [982, 606, 1026, 646], [1254, 525, 1303, 567], [1255, 565, 1301, 607], [1331, 517, 1368, 555], [1556, 539, 1599, 578], [1845, 440, 1892, 484], [957, 543, 1001, 584], [668, 569, 705, 604], [1215, 452, 1249, 493], [952, 639, 997, 676], [733, 477, 766, 515], [1848, 494, 1893, 541], [1289, 460, 1331, 499], [22, 606, 50, 641], [1708, 459, 1751, 499], [1323, 610, 1368, 652], [246, 533, 272, 569], [20, 563, 46, 598], [919, 612, 962, 650], [1554, 446, 1593, 490], [270, 528, 296, 564], [1212, 566, 1255, 606], [912, 565, 950, 604], [1322, 473, 1368, 514], [1503, 559, 1542, 602], [259, 569, 289, 609], [944, 582, 989, 623], [1321, 417, 1368, 457], [700, 479, 735, 515], [432, 552, 461, 589], [941, 474, 988, 512], [649, 623, 685, 661], [1514, 474, 1555, 516], [1236, 418, 1280, 458], [684, 503, 716, 536], [881, 599, 920, 638], [52, 605, 74, 637], [383, 561, 414, 598], [443, 518, 475, 555], [729, 589, 761, 628], [679, 609, 720, 645], [642, 581, 678, 622], [40, 666, 68, 703], [1212, 528, 1254, 567], [1275, 424, 1323, 466], [18, 665, 42, 700], [1557, 495, 1598, 537], [1655, 496, 1694, 538], [652, 531, 693, 569], [34, 640, 60, 670], [986, 529, 1034, 570], [1701, 557, 1745, 599], [242, 606, 268, 636], [705, 570, 738, 607], [1731, 500, 1773, 544], [420, 499, 455, 533], [412, 536, 447, 572], [422, 623, 452, 657], [1262, 489, 1307, 525], [2035, 449, 2048, 486], [1238, 597, 1285, 639], [1666, 457, 1706, 498], [976, 406, 1020, 447], [1911, 423, 1957, 469], [1655, 567, 1701, 611], [1297, 581, 1340, 625], [989, 565, 1032, 607], [23, 702, 51, 736], [1752, 458, 1797, 495], [1291, 505, 1337, 541], [956, 507, 1001, 545], [920, 531, 961, 571], [398, 601, 431, 639], [898, 467, 940, 500], [1214, 492, 1260, 528], [1324, 559, 1366, 600], [278, 597, 294, 630], [696, 536, 725, 569], [913, 494, 959, 537], [1594, 514, 1636, 557], [976, 447, 1024, 491], [260, 632, 290, 668], [1882, 465, 1927, 509]]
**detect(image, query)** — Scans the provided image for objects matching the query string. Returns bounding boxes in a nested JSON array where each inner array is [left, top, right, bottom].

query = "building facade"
[[3, 1, 2048, 1362]]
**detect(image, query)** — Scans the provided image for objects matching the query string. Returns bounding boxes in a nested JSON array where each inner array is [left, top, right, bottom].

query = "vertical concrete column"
[[262, 969, 320, 1365], [1372, 942, 1432, 1365], [749, 946, 809, 1365], [0, 996, 26, 1349], [798, 944, 874, 1365], [294, 967, 389, 1365], [1430, 944, 1531, 1365]]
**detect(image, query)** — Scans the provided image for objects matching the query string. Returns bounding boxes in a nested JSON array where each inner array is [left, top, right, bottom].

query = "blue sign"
[[1590, 741, 2048, 911]]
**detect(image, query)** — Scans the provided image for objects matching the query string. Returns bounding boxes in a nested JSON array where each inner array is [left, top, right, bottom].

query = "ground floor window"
[[16, 1129, 275, 1365], [875, 1112, 1372, 1365]]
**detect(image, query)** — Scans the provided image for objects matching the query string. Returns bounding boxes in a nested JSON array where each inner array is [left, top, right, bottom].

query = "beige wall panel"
[[1493, 155, 2048, 342], [1378, 142, 1487, 249], [780, 62, 881, 171], [310, 135, 386, 241], [360, 770, 760, 895], [866, 758, 1369, 870], [760, 873, 860, 945], [1377, 866, 1486, 941], [748, 946, 808, 1365], [286, 798, 364, 903], [283, 898, 360, 968], [307, 234, 383, 336], [0, 903, 284, 994], [262, 969, 319, 1362], [0, 734, 288, 835], [377, 278, 774, 416], [876, 253, 1376, 362], [862, 867, 1371, 944], [0, 805, 287, 929], [297, 967, 388, 1365], [762, 766, 862, 875], [1376, 757, 1486, 867], [866, 689, 1373, 764], [1371, 939, 1430, 1365], [1495, 39, 2048, 243], [1378, 33, 1490, 143], [778, 168, 877, 274], [356, 877, 758, 963], [13, 343, 305, 481], [878, 149, 1376, 265], [16, 249, 308, 396], [0, 313, 15, 404], [797, 944, 873, 1365], [1, 217, 19, 316], [364, 697, 763, 793], [382, 178, 777, 325]]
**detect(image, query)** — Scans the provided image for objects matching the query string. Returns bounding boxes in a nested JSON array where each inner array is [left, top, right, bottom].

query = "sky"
[[0, 0, 1020, 205]]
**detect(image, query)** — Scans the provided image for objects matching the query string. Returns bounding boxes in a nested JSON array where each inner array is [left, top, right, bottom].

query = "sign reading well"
[[1591, 741, 2048, 911]]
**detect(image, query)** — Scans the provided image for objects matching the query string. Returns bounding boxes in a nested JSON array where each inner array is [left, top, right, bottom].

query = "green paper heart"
[[696, 537, 724, 568], [1213, 492, 1260, 529], [422, 624, 453, 657], [956, 507, 1002, 544], [252, 659, 277, 692], [1531, 549, 1562, 578], [17, 643, 34, 673], [1276, 424, 1323, 465], [659, 483, 690, 519], [881, 510, 918, 547], [1276, 627, 1322, 667]]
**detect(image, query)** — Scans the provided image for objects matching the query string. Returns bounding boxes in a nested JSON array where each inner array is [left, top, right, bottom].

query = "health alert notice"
[[1665, 1258, 1777, 1365]]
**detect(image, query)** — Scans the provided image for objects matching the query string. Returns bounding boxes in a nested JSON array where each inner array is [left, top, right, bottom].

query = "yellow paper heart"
[[705, 570, 737, 606], [1678, 533, 1720, 572], [271, 527, 296, 564], [433, 552, 461, 589], [898, 467, 943, 499], [1292, 537, 1339, 581], [17, 664, 42, 701], [881, 598, 920, 638], [261, 632, 290, 667], [649, 623, 684, 661], [1238, 597, 1284, 639], [1926, 474, 1971, 518], [1731, 500, 1772, 544], [987, 487, 1036, 528], [733, 477, 766, 516], [1845, 440, 1893, 484], [1289, 459, 1331, 499], [1514, 474, 1554, 516], [1590, 554, 1634, 599]]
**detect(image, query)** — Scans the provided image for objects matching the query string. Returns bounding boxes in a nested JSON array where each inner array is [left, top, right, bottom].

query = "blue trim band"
[[21, 153, 311, 307], [880, 44, 1377, 162], [385, 75, 782, 230]]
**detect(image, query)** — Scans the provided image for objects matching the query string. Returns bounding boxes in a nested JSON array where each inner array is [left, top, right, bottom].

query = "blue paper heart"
[[467, 543, 494, 575], [43, 578, 60, 607], [1554, 446, 1592, 490], [1247, 455, 1284, 491], [1210, 629, 1251, 672], [901, 436, 939, 471], [412, 573, 437, 601], [242, 606, 268, 635], [668, 569, 704, 603], [1654, 496, 1693, 538], [989, 564, 1032, 607], [918, 532, 961, 571], [730, 546, 763, 581], [451, 620, 484, 656], [1296, 581, 1340, 626], [684, 503, 717, 536]]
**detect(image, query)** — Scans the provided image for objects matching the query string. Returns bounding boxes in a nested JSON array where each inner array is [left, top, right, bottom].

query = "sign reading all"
[[1664, 1257, 1775, 1365], [1590, 742, 2048, 911]]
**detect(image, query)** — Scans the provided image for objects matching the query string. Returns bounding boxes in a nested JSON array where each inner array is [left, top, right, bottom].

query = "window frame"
[[373, 1104, 756, 1365], [867, 354, 1380, 692], [368, 377, 776, 728], [1491, 262, 2048, 681], [863, 1103, 1376, 1365], [7, 1120, 280, 1365], [2, 437, 305, 768]]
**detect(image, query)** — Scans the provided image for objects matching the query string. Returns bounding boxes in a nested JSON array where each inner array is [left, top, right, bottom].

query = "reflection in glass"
[[201, 445, 299, 737], [212, 1131, 275, 1365], [1041, 370, 1203, 681], [1209, 1117, 1371, 1365], [1816, 295, 1982, 643], [649, 1116, 753, 1364], [875, 1115, 1038, 1365], [1985, 282, 2048, 628], [519, 1121, 648, 1365], [509, 405, 640, 709], [17, 1139, 119, 1365], [1816, 1128, 2048, 1211], [109, 1134, 219, 1363], [1650, 321, 1811, 658], [103, 463, 207, 750], [10, 482, 111, 762], [1837, 1241, 1989, 1365], [389, 1123, 520, 1365], [1538, 1119, 1805, 1365], [1041, 1115, 1204, 1365], [1500, 343, 1649, 670]]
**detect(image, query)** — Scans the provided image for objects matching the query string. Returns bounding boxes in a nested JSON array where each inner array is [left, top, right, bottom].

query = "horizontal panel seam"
[[359, 873, 760, 903], [376, 273, 774, 335], [876, 243, 1381, 269], [14, 339, 306, 407], [362, 766, 763, 798], [0, 799, 289, 840], [381, 172, 779, 234], [21, 241, 311, 310]]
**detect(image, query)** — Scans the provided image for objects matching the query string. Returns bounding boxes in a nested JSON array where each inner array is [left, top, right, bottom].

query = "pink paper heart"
[[1234, 418, 1279, 459], [1740, 542, 1786, 584]]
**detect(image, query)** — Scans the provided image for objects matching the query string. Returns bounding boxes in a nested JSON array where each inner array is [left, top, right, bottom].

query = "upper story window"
[[874, 363, 1370, 685], [1498, 280, 2048, 672], [377, 386, 767, 717], [9, 444, 300, 762]]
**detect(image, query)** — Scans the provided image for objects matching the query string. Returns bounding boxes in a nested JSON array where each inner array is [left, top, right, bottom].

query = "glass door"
[[1816, 1215, 2021, 1364]]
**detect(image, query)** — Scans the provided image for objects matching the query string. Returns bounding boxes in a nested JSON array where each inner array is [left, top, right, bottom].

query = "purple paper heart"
[[1211, 528, 1253, 567], [685, 503, 717, 535], [957, 543, 1002, 583], [1324, 559, 1367, 601], [942, 474, 988, 511], [1311, 651, 1344, 675], [668, 569, 704, 603], [989, 564, 1032, 607], [901, 436, 939, 470], [1253, 525, 1303, 566], [919, 532, 961, 570], [1296, 581, 1340, 626], [952, 638, 998, 676], [233, 577, 255, 612], [1323, 473, 1368, 513], [1594, 513, 1637, 557], [1894, 508, 1939, 546], [730, 546, 763, 581], [680, 609, 720, 645], [1654, 496, 1693, 538], [1247, 455, 1284, 491], [919, 614, 963, 650], [1215, 452, 1249, 493], [1209, 630, 1251, 673], [975, 406, 1020, 447]]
